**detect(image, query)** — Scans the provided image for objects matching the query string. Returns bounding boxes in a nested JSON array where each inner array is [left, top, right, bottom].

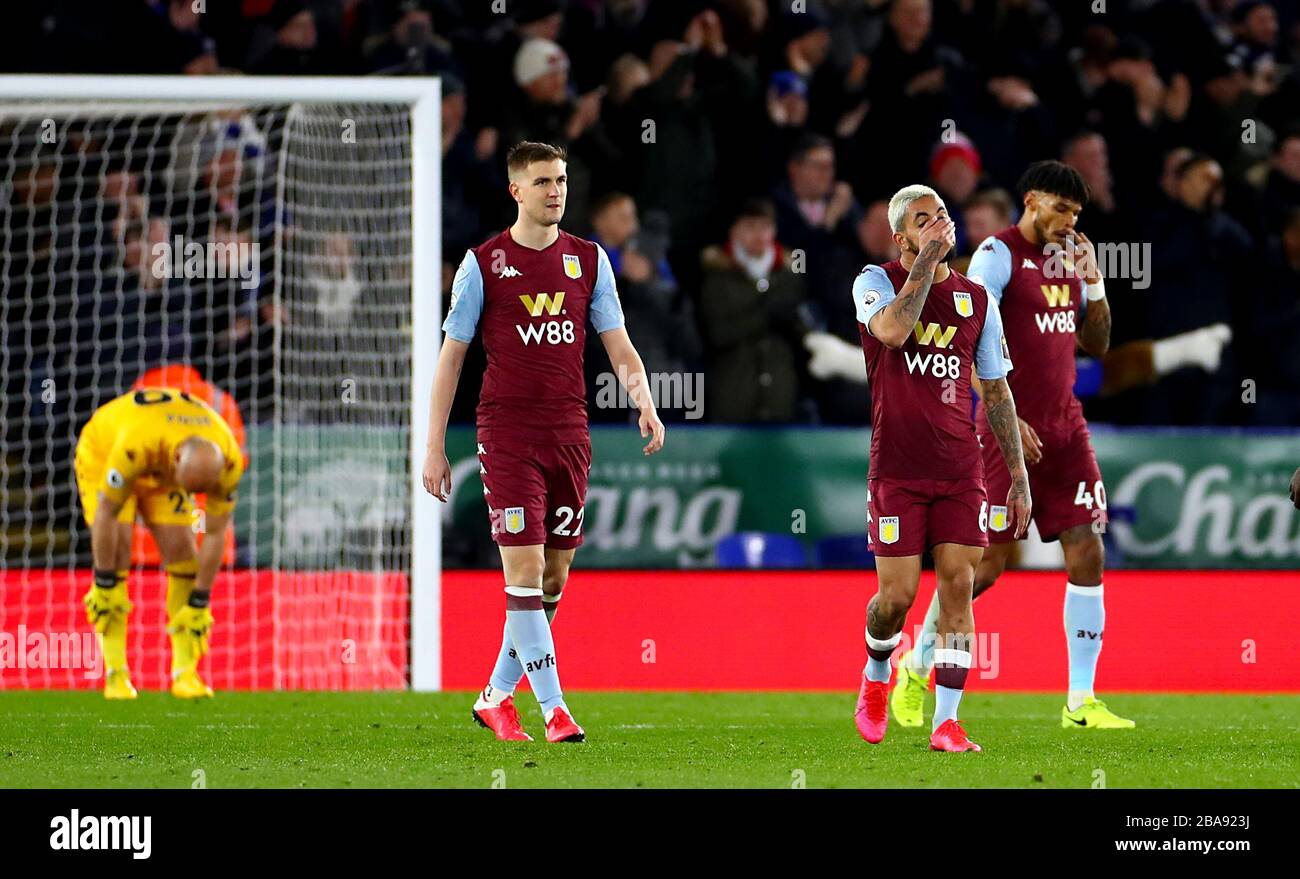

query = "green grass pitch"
[[1, 692, 1295, 788]]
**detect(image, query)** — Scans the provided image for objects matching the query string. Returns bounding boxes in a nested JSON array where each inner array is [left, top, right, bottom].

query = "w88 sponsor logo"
[[906, 321, 962, 378], [904, 351, 962, 378], [1034, 310, 1077, 334], [516, 319, 576, 345]]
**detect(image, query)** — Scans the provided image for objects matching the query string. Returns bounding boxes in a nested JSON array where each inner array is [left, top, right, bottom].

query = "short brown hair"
[[506, 141, 567, 176]]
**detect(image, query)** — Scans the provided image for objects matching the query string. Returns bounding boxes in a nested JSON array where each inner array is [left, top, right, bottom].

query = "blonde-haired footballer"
[[74, 388, 245, 699]]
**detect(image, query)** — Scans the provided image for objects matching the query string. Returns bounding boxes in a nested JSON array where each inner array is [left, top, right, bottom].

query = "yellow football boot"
[[103, 669, 138, 700], [890, 650, 929, 728], [171, 668, 214, 699], [1062, 697, 1136, 729], [168, 606, 215, 698]]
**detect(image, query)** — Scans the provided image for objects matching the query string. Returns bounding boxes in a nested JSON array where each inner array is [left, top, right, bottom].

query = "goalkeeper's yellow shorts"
[[73, 431, 193, 528]]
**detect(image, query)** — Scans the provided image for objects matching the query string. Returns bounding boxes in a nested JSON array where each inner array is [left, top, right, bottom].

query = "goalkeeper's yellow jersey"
[[79, 389, 245, 517]]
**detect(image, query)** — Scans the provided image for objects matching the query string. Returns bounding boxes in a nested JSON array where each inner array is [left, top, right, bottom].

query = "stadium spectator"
[[927, 131, 983, 253], [850, 0, 962, 191], [1060, 131, 1136, 275], [771, 133, 862, 305], [769, 4, 854, 140], [3, 0, 1298, 436], [1140, 153, 1253, 425], [608, 10, 760, 272], [499, 37, 616, 233], [955, 189, 1014, 271], [761, 70, 811, 175], [91, 206, 176, 377], [800, 196, 898, 426], [242, 1, 343, 75], [1229, 0, 1281, 79], [85, 1, 223, 75], [698, 199, 808, 423], [442, 74, 509, 256], [1255, 128, 1300, 234], [1244, 206, 1300, 426], [1160, 145, 1196, 201], [857, 199, 898, 266], [364, 0, 461, 76], [1060, 129, 1148, 384], [587, 192, 701, 424], [809, 198, 891, 340], [1062, 131, 1115, 214], [457, 0, 569, 136]]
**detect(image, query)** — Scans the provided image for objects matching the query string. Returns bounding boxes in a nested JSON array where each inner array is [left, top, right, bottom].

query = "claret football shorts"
[[979, 424, 1106, 544], [867, 476, 989, 557], [477, 437, 592, 549]]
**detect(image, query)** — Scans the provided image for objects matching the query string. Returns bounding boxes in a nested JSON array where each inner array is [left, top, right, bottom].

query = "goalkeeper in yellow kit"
[[74, 388, 245, 699]]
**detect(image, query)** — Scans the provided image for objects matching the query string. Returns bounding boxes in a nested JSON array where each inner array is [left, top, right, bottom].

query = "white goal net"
[[0, 77, 441, 691]]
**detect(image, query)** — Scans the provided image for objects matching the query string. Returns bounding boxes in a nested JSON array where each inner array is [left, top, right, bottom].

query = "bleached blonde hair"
[[887, 184, 941, 233]]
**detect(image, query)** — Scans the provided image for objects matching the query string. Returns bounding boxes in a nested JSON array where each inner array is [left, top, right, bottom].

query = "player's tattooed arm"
[[981, 377, 1033, 538], [870, 237, 947, 348], [1073, 231, 1110, 357], [1078, 294, 1111, 357]]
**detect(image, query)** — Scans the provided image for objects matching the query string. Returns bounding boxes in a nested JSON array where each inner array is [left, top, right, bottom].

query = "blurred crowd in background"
[[5, 0, 1300, 429]]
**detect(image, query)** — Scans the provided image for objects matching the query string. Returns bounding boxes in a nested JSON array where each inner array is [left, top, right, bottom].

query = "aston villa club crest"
[[953, 291, 973, 318], [562, 253, 582, 279], [504, 506, 526, 534], [879, 516, 900, 545], [990, 505, 1008, 532]]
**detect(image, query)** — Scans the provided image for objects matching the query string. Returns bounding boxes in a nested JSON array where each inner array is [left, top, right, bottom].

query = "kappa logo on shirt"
[[1022, 258, 1037, 270], [497, 265, 523, 278]]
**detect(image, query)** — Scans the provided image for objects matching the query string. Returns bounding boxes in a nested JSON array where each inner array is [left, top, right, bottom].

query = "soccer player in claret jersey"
[[892, 161, 1135, 730], [853, 185, 1031, 753], [422, 141, 666, 743]]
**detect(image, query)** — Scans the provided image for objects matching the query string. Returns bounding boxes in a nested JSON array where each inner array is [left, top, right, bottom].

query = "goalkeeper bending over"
[[74, 389, 245, 699]]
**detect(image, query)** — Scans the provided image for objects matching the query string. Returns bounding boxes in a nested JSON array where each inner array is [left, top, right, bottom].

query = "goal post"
[[0, 75, 442, 691]]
